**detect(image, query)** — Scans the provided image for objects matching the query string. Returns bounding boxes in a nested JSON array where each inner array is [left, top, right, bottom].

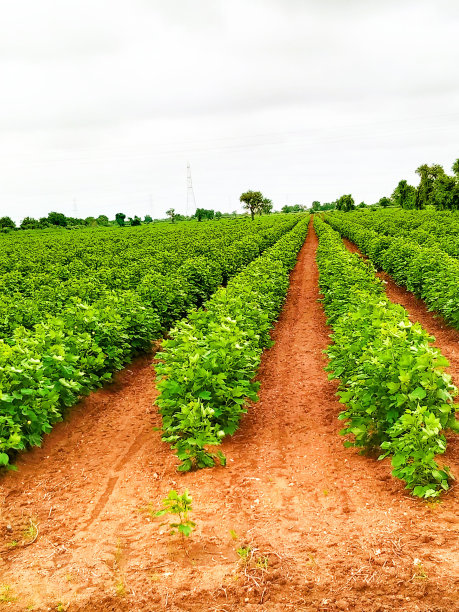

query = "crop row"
[[0, 216, 300, 340], [155, 215, 311, 471], [314, 217, 458, 498], [0, 216, 303, 466], [325, 212, 459, 329], [342, 208, 459, 259]]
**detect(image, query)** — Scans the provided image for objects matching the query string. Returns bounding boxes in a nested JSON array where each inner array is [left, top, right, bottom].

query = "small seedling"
[[155, 489, 196, 538], [412, 558, 428, 580], [23, 518, 39, 544], [306, 552, 317, 567], [237, 546, 269, 570], [0, 584, 16, 603], [114, 538, 123, 569], [233, 542, 272, 596], [255, 556, 269, 570], [115, 581, 126, 597], [236, 546, 252, 563], [108, 538, 128, 598], [229, 529, 239, 541]]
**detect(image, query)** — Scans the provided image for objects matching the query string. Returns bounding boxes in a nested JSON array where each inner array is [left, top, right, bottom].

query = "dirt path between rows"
[[0, 222, 458, 612]]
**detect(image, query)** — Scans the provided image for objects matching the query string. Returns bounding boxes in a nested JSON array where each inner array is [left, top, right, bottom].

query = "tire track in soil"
[[83, 429, 152, 530], [0, 221, 457, 612]]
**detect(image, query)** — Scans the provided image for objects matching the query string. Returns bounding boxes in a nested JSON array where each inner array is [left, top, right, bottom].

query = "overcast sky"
[[1, 0, 458, 221]]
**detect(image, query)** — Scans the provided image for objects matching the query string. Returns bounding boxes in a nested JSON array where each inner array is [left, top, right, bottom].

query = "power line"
[[186, 162, 196, 216]]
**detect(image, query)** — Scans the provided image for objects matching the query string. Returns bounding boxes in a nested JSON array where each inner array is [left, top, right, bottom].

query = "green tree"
[[47, 211, 67, 226], [392, 180, 416, 209], [66, 217, 84, 226], [115, 212, 126, 226], [239, 190, 264, 221], [166, 208, 176, 223], [311, 200, 321, 211], [431, 173, 459, 210], [96, 214, 109, 226], [0, 216, 16, 229], [357, 201, 367, 208], [195, 208, 205, 221], [335, 194, 355, 212], [452, 158, 459, 177], [129, 216, 142, 226], [378, 197, 391, 208], [194, 208, 215, 221], [20, 216, 39, 229], [281, 204, 305, 213], [415, 164, 445, 209], [144, 214, 153, 223], [260, 198, 273, 215], [215, 211, 222, 219]]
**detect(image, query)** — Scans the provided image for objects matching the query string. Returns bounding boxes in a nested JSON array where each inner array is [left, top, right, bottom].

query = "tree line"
[[393, 158, 459, 210], [0, 211, 136, 231], [6, 155, 455, 232], [0, 190, 307, 231], [0, 212, 115, 231], [310, 157, 459, 213], [0, 209, 235, 231]]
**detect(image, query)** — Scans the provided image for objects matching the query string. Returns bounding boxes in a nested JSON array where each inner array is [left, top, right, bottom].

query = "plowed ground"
[[0, 224, 458, 612]]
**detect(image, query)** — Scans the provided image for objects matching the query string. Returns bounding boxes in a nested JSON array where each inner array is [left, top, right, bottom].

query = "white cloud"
[[0, 0, 458, 221]]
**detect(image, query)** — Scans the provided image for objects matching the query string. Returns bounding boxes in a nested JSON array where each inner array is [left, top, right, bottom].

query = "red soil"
[[0, 223, 458, 612]]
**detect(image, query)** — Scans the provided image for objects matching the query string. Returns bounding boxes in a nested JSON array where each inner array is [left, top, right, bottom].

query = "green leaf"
[[386, 382, 400, 394], [216, 450, 227, 466], [391, 454, 406, 468], [177, 459, 193, 472], [408, 387, 427, 401], [178, 523, 193, 537]]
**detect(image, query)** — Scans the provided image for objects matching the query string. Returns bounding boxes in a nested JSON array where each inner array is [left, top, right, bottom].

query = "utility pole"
[[186, 162, 196, 217]]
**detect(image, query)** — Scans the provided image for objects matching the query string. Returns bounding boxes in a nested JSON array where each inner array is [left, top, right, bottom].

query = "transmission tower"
[[186, 162, 196, 216], [149, 193, 154, 217]]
